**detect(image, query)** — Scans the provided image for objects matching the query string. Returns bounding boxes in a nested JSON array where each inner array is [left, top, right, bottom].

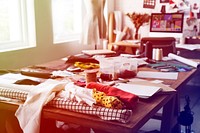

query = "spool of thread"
[[152, 48, 163, 60], [85, 69, 98, 84], [158, 49, 163, 60], [152, 48, 157, 60]]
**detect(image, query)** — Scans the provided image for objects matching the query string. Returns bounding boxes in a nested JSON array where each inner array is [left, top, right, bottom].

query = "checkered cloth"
[[0, 86, 132, 123], [0, 87, 28, 101]]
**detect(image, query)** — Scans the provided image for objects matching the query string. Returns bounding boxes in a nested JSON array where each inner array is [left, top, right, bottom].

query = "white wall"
[[114, 0, 162, 13], [114, 0, 200, 41], [114, 0, 172, 39]]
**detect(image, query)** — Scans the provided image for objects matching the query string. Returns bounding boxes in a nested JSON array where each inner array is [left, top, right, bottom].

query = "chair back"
[[140, 37, 176, 59]]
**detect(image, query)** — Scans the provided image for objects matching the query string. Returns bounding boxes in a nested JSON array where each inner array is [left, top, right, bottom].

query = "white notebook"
[[114, 83, 162, 99]]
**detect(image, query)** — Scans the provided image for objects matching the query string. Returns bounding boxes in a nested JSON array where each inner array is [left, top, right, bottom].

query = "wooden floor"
[[139, 70, 200, 133]]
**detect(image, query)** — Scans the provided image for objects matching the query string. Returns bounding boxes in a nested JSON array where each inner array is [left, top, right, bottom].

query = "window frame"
[[51, 0, 83, 44], [0, 0, 36, 52]]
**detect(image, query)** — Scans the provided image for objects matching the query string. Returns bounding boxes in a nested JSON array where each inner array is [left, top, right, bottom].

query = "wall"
[[114, 0, 200, 40], [114, 0, 162, 13], [114, 0, 164, 38]]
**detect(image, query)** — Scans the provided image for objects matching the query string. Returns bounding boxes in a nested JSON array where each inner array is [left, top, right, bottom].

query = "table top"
[[0, 56, 197, 133], [43, 65, 195, 133]]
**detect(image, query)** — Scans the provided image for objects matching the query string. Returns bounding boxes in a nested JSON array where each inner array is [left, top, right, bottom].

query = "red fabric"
[[169, 0, 174, 4], [86, 82, 139, 109]]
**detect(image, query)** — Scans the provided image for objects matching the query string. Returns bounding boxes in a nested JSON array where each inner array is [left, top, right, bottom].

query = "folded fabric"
[[86, 82, 139, 109], [93, 89, 124, 109], [0, 86, 132, 123], [57, 82, 95, 106], [66, 54, 99, 64], [15, 79, 67, 133]]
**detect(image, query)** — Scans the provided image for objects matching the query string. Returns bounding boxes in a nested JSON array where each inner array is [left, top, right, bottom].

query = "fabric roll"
[[114, 31, 126, 42], [168, 53, 200, 68], [114, 11, 122, 32], [86, 82, 139, 109], [108, 12, 115, 43]]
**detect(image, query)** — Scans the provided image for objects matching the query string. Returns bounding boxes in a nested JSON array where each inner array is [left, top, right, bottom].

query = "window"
[[0, 0, 36, 52], [51, 0, 82, 43]]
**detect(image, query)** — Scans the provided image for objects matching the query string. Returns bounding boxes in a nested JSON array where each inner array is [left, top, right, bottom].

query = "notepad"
[[114, 83, 161, 99]]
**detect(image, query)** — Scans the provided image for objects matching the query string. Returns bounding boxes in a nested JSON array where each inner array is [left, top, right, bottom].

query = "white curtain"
[[81, 0, 106, 46]]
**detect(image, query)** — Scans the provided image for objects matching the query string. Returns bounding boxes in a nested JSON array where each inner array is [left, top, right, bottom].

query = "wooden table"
[[0, 57, 197, 133], [41, 67, 196, 133], [108, 41, 140, 54]]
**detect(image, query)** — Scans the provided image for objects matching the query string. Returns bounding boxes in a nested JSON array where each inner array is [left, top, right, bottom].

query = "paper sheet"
[[114, 83, 161, 98], [114, 11, 122, 32], [137, 71, 178, 80], [128, 80, 175, 92], [0, 73, 41, 84]]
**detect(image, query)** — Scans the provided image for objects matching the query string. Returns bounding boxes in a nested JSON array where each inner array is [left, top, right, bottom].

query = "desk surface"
[[43, 66, 195, 133], [0, 57, 197, 133]]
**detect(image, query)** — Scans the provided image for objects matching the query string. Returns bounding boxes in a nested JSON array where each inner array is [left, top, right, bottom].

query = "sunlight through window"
[[51, 0, 82, 43]]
